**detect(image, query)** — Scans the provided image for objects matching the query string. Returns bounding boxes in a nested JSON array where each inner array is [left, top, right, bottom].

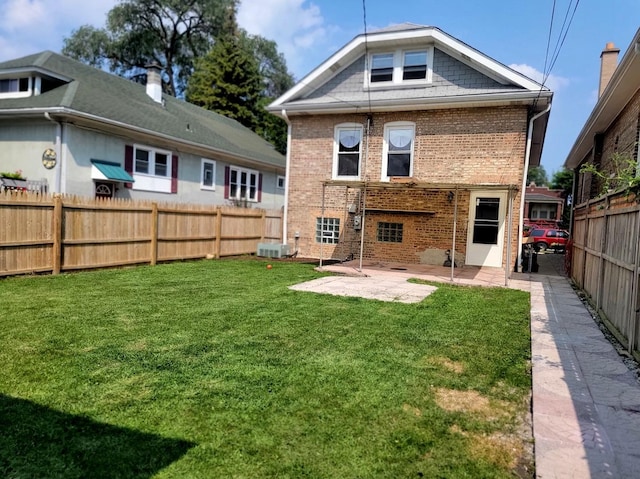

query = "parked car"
[[528, 228, 570, 252]]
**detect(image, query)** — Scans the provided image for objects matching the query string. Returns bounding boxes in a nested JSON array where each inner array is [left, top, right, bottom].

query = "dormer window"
[[366, 47, 433, 88], [0, 77, 32, 98]]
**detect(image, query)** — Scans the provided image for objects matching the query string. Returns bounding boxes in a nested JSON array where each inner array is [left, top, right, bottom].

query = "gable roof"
[[0, 51, 285, 170], [269, 24, 551, 115], [564, 28, 640, 169]]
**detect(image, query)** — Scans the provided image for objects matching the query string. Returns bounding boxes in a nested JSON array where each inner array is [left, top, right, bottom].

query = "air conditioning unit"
[[257, 243, 289, 258]]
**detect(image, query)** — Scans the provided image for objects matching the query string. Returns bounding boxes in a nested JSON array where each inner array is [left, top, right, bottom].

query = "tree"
[[62, 0, 237, 97], [186, 34, 263, 130], [550, 168, 574, 228], [527, 166, 548, 186]]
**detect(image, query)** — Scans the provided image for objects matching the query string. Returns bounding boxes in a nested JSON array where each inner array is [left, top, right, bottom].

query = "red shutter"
[[257, 173, 263, 203], [124, 145, 133, 188], [171, 155, 178, 193], [224, 166, 230, 199]]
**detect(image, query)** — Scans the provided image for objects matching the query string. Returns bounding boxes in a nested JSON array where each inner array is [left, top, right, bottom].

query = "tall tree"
[[551, 168, 574, 227], [62, 0, 237, 97], [527, 166, 548, 186]]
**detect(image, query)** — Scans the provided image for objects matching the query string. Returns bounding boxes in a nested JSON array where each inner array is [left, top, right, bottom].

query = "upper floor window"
[[0, 77, 31, 98], [382, 122, 415, 180], [367, 48, 433, 87], [201, 159, 216, 190], [333, 124, 363, 179]]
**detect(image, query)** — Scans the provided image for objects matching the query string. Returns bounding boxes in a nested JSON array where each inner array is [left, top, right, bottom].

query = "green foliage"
[[0, 260, 531, 478], [62, 0, 237, 97], [550, 168, 574, 227], [580, 152, 640, 196], [186, 35, 263, 130], [0, 170, 24, 179], [526, 165, 548, 186]]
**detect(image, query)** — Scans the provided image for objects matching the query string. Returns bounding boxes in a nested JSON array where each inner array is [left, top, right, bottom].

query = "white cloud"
[[238, 0, 335, 78], [509, 63, 570, 92], [0, 0, 116, 61]]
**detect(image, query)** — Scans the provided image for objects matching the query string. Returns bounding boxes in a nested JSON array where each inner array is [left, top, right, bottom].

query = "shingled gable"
[[0, 51, 284, 170], [269, 23, 551, 115]]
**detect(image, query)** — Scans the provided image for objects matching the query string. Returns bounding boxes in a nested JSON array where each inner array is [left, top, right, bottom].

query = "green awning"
[[91, 159, 134, 182]]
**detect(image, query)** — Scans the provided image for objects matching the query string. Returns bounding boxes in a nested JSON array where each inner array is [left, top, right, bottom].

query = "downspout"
[[281, 109, 292, 247], [517, 103, 552, 271], [44, 112, 62, 193]]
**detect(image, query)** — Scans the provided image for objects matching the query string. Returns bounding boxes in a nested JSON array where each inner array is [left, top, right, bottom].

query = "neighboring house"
[[269, 23, 552, 270], [565, 33, 640, 203], [524, 183, 564, 227], [0, 51, 285, 208]]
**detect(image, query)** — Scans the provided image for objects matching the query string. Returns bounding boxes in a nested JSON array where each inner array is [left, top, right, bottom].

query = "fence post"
[[52, 194, 63, 274], [261, 209, 266, 242], [215, 207, 222, 259], [150, 203, 158, 265]]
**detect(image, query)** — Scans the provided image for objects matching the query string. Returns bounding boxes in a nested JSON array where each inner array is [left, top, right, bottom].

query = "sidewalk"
[[312, 254, 640, 477]]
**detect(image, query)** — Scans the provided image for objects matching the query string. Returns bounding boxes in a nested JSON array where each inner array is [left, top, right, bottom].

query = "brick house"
[[565, 31, 640, 203], [269, 24, 552, 270], [524, 183, 564, 228]]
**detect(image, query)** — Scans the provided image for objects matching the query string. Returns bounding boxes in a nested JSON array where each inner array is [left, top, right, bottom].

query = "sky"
[[1, 0, 640, 177]]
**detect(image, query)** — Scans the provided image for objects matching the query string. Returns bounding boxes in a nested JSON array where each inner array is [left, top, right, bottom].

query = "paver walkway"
[[295, 254, 640, 478]]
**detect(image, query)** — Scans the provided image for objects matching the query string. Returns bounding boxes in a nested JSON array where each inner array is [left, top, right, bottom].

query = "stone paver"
[[290, 254, 640, 477]]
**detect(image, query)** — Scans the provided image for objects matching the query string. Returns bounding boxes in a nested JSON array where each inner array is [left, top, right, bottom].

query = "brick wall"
[[286, 106, 528, 265]]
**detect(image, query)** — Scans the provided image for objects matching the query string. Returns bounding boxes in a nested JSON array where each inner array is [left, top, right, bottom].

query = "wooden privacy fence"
[[572, 191, 640, 360], [0, 191, 283, 277]]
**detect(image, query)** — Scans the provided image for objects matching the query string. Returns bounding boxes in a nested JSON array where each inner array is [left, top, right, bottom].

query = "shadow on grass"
[[0, 394, 195, 478]]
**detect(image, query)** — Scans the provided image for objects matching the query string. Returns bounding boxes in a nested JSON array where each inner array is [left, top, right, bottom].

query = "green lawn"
[[0, 260, 532, 478]]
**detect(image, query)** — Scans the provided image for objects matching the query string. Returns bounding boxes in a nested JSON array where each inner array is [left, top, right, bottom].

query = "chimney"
[[599, 42, 620, 97], [145, 62, 163, 103]]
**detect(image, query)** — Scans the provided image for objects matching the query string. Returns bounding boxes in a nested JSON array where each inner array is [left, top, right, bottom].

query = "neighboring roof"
[[269, 24, 552, 114], [525, 193, 564, 203], [564, 28, 640, 169], [0, 51, 285, 170], [91, 159, 134, 183]]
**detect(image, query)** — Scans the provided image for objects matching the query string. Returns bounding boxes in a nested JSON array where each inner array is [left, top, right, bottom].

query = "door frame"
[[466, 190, 508, 267]]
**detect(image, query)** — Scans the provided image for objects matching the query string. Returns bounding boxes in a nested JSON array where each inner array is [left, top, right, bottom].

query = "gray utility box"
[[257, 243, 289, 258]]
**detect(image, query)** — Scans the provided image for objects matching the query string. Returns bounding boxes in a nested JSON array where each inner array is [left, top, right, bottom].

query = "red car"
[[528, 228, 569, 252]]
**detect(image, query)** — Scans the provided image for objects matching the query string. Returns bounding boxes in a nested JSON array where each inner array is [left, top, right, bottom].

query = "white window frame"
[[132, 144, 173, 193], [229, 166, 260, 202], [201, 159, 216, 191], [332, 123, 363, 180], [0, 76, 32, 99], [276, 175, 286, 189], [381, 122, 416, 181], [365, 47, 434, 88]]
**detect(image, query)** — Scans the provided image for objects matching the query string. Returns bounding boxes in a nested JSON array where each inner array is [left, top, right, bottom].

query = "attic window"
[[366, 48, 433, 87], [0, 77, 31, 98]]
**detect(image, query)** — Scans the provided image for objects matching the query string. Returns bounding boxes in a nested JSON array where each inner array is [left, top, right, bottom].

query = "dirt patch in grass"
[[402, 403, 422, 417], [429, 356, 465, 374], [434, 388, 510, 421]]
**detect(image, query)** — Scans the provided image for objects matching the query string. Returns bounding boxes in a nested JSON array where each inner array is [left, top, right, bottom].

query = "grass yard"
[[0, 260, 532, 478]]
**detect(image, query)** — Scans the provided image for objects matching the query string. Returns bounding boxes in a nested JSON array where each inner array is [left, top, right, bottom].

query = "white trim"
[[364, 47, 434, 89], [0, 76, 32, 99], [381, 121, 416, 181], [276, 175, 286, 189], [269, 26, 547, 110], [332, 123, 363, 180], [228, 165, 260, 202], [200, 158, 216, 190], [132, 144, 173, 193]]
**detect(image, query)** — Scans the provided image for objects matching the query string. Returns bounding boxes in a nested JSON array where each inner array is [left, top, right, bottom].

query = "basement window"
[[377, 222, 403, 243], [316, 217, 340, 244]]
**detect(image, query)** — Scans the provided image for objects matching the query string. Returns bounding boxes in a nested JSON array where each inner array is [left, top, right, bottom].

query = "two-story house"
[[269, 24, 552, 271], [0, 51, 285, 208]]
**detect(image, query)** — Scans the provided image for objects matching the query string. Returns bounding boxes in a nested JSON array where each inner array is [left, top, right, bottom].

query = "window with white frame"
[[382, 122, 415, 180], [0, 77, 31, 98], [229, 166, 259, 202], [367, 48, 433, 87], [134, 145, 171, 178], [201, 159, 216, 190], [316, 217, 340, 244], [277, 175, 285, 189], [333, 124, 363, 179]]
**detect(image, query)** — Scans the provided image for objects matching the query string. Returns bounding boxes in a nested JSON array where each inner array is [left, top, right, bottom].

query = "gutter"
[[517, 103, 552, 271], [43, 112, 63, 193], [281, 109, 292, 247], [1, 107, 285, 172]]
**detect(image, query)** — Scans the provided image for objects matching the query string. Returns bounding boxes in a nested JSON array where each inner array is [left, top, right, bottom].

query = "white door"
[[466, 191, 507, 267]]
